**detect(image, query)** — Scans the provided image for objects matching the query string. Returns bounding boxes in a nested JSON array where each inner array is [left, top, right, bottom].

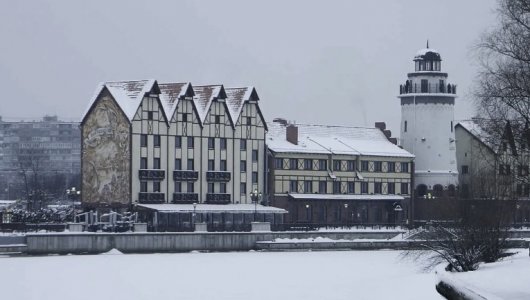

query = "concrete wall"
[[25, 231, 401, 254]]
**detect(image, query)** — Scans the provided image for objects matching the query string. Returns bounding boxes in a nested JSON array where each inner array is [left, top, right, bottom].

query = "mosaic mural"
[[82, 93, 130, 207]]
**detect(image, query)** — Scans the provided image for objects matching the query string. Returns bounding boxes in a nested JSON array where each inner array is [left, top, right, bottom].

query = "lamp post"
[[192, 202, 197, 225], [305, 204, 311, 222], [344, 203, 348, 225], [66, 187, 81, 222], [250, 189, 262, 221]]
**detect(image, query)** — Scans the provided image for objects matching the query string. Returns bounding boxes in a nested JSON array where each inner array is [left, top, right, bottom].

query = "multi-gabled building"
[[267, 120, 414, 225], [81, 80, 276, 221]]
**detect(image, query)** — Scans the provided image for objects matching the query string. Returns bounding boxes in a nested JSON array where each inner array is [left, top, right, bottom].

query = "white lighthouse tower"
[[399, 43, 458, 197]]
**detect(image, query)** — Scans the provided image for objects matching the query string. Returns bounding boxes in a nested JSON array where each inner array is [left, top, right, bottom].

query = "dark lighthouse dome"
[[413, 42, 442, 72]]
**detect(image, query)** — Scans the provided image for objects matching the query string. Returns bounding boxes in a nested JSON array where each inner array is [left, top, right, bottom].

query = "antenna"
[[426, 40, 429, 49]]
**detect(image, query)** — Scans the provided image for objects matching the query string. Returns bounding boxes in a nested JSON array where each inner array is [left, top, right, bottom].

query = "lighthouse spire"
[[426, 40, 429, 49]]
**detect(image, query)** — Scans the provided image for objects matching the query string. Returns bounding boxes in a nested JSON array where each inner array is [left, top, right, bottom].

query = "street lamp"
[[66, 187, 81, 222], [344, 203, 349, 225], [250, 189, 262, 221], [192, 202, 197, 225]]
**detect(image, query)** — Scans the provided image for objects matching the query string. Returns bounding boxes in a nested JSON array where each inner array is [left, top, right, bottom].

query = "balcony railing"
[[172, 193, 199, 204], [399, 83, 456, 95], [138, 192, 165, 204], [205, 193, 231, 204], [206, 171, 231, 182], [173, 170, 199, 181], [138, 169, 166, 181]]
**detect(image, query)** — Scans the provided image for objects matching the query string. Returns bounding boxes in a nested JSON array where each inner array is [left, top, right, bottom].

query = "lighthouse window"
[[421, 80, 428, 93], [451, 121, 453, 132], [404, 121, 407, 132]]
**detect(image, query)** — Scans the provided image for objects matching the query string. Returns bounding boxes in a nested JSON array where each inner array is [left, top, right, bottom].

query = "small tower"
[[399, 44, 458, 197]]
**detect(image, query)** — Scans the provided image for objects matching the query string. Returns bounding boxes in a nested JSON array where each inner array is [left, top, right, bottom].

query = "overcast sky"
[[0, 0, 498, 135]]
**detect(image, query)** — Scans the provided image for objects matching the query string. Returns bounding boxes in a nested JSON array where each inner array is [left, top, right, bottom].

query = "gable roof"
[[267, 122, 414, 158], [225, 87, 260, 124], [192, 85, 226, 124], [159, 82, 193, 121], [82, 79, 156, 123]]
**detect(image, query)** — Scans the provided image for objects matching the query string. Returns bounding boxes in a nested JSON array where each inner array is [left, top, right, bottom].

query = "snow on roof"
[[267, 122, 414, 158], [192, 85, 224, 124], [137, 203, 287, 214], [457, 120, 495, 151], [414, 48, 441, 61], [82, 79, 156, 122], [225, 87, 255, 125], [159, 82, 190, 120], [288, 194, 404, 201]]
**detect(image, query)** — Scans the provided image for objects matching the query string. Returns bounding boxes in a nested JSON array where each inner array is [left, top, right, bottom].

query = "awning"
[[287, 193, 405, 202], [136, 203, 288, 214]]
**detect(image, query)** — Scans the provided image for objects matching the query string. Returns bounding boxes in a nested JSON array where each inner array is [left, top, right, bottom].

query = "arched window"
[[417, 184, 427, 197], [433, 184, 444, 197]]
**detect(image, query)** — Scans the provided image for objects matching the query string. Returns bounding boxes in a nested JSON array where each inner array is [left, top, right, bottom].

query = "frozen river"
[[0, 250, 441, 299]]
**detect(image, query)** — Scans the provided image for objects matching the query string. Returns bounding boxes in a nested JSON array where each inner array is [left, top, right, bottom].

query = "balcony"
[[138, 169, 166, 181], [206, 171, 231, 182], [173, 170, 199, 181], [172, 193, 199, 204], [205, 193, 231, 204], [399, 83, 456, 95], [138, 192, 165, 204]]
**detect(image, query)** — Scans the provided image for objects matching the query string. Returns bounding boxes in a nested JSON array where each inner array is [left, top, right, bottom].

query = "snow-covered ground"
[[0, 250, 441, 300], [438, 250, 530, 300]]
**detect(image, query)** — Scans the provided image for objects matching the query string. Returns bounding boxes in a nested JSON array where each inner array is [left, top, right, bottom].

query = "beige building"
[[267, 120, 414, 225], [81, 80, 270, 211]]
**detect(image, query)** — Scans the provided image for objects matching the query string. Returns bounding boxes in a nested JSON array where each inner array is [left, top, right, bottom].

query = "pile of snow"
[[100, 248, 123, 255]]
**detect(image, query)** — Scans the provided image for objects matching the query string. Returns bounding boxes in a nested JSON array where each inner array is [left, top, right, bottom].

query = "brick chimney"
[[286, 124, 298, 145]]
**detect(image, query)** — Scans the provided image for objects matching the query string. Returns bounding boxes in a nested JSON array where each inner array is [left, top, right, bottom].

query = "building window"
[[333, 160, 341, 171], [319, 181, 327, 193], [208, 138, 215, 149], [304, 159, 312, 170], [404, 121, 407, 133], [140, 134, 147, 147], [240, 139, 247, 151], [182, 113, 188, 122], [220, 183, 227, 193], [153, 157, 161, 169], [289, 180, 298, 193], [387, 162, 395, 172], [333, 181, 341, 194], [374, 161, 382, 172], [347, 160, 356, 171], [252, 150, 258, 162], [361, 161, 369, 171], [274, 158, 283, 169], [208, 183, 214, 193], [252, 171, 258, 183], [421, 79, 428, 93], [240, 182, 246, 194], [174, 182, 182, 193], [175, 136, 181, 148], [348, 182, 355, 193], [374, 182, 382, 194], [147, 111, 153, 120], [240, 160, 247, 172], [187, 182, 194, 193], [154, 135, 161, 147], [388, 182, 395, 194], [220, 138, 227, 150], [175, 159, 181, 170], [220, 160, 227, 171], [208, 159, 215, 171], [246, 117, 252, 125], [153, 181, 161, 193], [361, 182, 368, 194], [187, 159, 194, 170], [215, 115, 221, 124], [401, 162, 409, 173], [140, 181, 147, 193], [461, 165, 469, 175], [304, 181, 312, 193], [451, 121, 453, 132], [401, 183, 409, 195], [140, 157, 147, 169], [289, 159, 298, 170], [318, 159, 327, 171], [187, 137, 194, 149]]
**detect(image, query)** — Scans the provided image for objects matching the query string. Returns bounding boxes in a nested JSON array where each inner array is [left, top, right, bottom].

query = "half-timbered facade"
[[81, 80, 268, 212], [267, 120, 414, 225]]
